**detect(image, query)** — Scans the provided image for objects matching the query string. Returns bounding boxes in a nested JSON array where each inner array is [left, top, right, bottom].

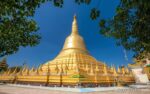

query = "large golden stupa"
[[0, 15, 135, 87], [41, 15, 107, 86]]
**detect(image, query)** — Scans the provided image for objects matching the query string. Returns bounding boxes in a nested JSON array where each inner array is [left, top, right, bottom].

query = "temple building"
[[0, 58, 8, 72], [128, 54, 150, 83], [0, 15, 135, 87]]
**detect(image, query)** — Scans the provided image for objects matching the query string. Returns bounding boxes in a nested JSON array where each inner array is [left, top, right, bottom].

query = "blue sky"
[[3, 0, 134, 67]]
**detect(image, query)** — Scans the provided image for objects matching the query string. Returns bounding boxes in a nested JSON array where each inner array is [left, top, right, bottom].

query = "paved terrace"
[[0, 84, 150, 94]]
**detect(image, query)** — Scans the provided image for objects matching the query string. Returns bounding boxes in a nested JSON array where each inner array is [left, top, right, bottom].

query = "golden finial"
[[71, 14, 78, 35], [74, 14, 76, 19]]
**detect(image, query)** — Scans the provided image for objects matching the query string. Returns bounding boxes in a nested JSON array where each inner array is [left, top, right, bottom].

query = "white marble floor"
[[0, 84, 150, 94]]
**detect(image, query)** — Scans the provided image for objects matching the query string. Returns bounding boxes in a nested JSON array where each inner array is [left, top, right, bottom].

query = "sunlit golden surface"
[[0, 15, 135, 86]]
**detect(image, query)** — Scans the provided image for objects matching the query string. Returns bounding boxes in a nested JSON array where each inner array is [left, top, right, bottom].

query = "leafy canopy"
[[0, 0, 43, 57], [99, 0, 150, 56]]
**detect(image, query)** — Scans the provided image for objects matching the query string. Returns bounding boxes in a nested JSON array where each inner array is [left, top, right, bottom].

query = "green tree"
[[134, 51, 150, 63], [0, 0, 43, 57], [99, 0, 150, 56], [0, 0, 74, 57]]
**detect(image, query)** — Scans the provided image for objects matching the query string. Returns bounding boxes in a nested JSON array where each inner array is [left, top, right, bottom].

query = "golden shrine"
[[0, 15, 135, 87]]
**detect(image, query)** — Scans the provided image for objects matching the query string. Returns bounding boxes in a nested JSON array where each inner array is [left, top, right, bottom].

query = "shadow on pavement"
[[0, 92, 9, 94]]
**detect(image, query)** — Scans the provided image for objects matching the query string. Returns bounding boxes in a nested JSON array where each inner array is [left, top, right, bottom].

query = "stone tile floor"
[[0, 84, 150, 94]]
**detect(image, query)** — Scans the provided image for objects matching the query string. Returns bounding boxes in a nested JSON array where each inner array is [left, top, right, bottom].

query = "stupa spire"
[[71, 14, 78, 35], [59, 14, 88, 53]]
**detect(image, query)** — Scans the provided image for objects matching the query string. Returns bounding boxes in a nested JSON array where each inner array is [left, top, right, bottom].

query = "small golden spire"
[[30, 67, 35, 72], [74, 14, 76, 19], [36, 68, 39, 75], [113, 66, 117, 76], [125, 67, 129, 73], [7, 69, 11, 75], [71, 14, 78, 35], [38, 64, 43, 71], [103, 63, 107, 75], [12, 67, 18, 74], [122, 67, 125, 75], [117, 67, 121, 73], [95, 64, 99, 71]]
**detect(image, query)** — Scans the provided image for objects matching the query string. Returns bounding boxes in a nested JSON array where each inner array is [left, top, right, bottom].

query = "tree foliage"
[[134, 51, 150, 63], [99, 0, 150, 56], [0, 0, 44, 57]]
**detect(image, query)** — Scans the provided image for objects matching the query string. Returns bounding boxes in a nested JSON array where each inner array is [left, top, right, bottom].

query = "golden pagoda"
[[37, 15, 134, 86], [0, 15, 135, 87], [40, 15, 106, 86], [0, 58, 8, 71]]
